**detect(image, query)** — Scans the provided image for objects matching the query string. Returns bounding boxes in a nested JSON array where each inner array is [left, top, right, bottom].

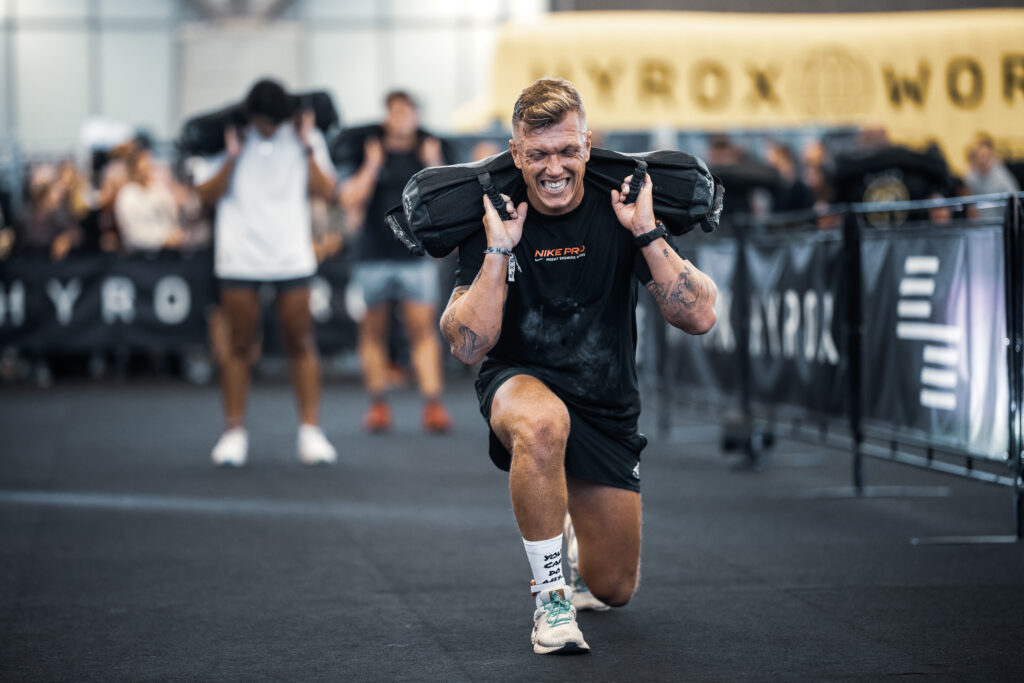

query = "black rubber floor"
[[1, 377, 1022, 681]]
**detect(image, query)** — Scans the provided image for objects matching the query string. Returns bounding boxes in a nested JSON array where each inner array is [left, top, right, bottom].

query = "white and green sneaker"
[[531, 586, 590, 655], [563, 513, 611, 612]]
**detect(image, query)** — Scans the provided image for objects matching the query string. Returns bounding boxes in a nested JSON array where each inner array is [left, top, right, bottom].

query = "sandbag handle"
[[477, 171, 512, 221], [623, 159, 648, 205]]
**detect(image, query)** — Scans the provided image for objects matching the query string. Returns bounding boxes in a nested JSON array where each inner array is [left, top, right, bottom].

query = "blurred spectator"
[[94, 147, 130, 252], [832, 125, 955, 227], [926, 192, 953, 225], [0, 197, 11, 260], [16, 163, 82, 260], [965, 135, 1020, 196], [194, 77, 337, 467], [56, 160, 91, 222], [469, 139, 502, 163], [800, 139, 840, 228], [338, 90, 453, 434], [706, 134, 778, 227], [767, 142, 815, 213], [115, 146, 186, 253], [311, 196, 343, 262], [801, 140, 831, 206]]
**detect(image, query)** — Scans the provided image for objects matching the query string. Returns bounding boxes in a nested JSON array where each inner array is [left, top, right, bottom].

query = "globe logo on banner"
[[894, 255, 961, 411], [791, 45, 874, 118]]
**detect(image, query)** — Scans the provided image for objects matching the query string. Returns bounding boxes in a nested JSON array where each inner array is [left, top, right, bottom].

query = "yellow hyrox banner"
[[463, 10, 1024, 174]]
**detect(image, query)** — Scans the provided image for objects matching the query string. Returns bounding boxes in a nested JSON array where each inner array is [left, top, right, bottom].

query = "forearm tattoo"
[[441, 285, 490, 361], [647, 262, 709, 310]]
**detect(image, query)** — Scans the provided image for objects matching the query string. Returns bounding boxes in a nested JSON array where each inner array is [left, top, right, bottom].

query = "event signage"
[[464, 10, 1024, 174], [667, 239, 740, 400], [669, 231, 846, 416], [859, 226, 1009, 460], [669, 222, 1008, 460], [0, 254, 357, 354], [744, 234, 846, 415]]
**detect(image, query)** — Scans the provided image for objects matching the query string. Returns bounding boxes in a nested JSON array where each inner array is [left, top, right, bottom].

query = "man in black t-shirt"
[[339, 91, 453, 434], [440, 79, 718, 655]]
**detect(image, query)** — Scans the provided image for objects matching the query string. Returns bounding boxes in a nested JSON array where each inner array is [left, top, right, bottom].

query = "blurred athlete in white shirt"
[[194, 78, 338, 467]]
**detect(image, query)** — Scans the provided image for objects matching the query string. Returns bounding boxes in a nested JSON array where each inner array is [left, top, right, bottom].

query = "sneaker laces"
[[543, 592, 573, 627]]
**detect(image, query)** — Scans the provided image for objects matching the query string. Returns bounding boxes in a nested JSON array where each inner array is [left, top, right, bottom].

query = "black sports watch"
[[634, 220, 668, 247]]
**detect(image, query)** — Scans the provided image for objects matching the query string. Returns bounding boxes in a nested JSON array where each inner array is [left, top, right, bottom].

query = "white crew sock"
[[523, 534, 565, 602]]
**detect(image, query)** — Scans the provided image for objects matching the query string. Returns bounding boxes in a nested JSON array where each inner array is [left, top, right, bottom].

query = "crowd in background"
[[0, 112, 1021, 386], [0, 135, 347, 266], [1, 124, 1021, 265]]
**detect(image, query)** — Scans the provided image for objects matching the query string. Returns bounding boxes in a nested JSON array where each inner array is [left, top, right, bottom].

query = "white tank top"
[[198, 124, 331, 280]]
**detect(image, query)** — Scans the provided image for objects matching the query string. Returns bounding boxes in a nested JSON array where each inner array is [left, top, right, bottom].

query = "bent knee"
[[592, 584, 635, 608], [585, 572, 638, 607], [508, 407, 570, 457]]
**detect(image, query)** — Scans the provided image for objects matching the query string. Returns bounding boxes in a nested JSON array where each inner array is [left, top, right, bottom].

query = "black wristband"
[[634, 221, 668, 248]]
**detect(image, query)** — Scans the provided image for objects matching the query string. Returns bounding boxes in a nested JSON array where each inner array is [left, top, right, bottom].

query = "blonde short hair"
[[511, 78, 586, 133]]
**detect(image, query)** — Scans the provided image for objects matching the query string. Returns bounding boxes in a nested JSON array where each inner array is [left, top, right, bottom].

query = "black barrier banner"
[[745, 232, 847, 416], [0, 253, 358, 355], [666, 238, 741, 400], [860, 225, 1008, 460]]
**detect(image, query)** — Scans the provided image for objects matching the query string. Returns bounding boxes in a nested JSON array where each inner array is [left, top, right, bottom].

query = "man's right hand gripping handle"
[[481, 191, 527, 251], [439, 191, 528, 366]]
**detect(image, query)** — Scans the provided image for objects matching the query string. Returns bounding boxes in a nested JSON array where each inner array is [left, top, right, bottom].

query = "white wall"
[[2, 0, 178, 152], [302, 0, 548, 130], [179, 21, 304, 119], [1, 0, 550, 154]]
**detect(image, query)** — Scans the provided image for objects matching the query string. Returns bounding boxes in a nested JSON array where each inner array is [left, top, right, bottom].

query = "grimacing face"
[[510, 111, 591, 216]]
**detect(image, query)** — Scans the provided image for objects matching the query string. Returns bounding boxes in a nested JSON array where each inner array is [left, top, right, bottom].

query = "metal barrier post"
[[727, 227, 764, 468], [1011, 193, 1024, 540], [843, 208, 865, 493]]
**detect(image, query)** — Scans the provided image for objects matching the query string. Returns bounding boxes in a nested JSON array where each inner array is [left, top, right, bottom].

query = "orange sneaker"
[[422, 400, 452, 434], [364, 401, 392, 433]]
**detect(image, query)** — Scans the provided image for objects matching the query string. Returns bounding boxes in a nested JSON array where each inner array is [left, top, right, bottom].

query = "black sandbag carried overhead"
[[329, 123, 456, 171], [832, 144, 955, 204], [177, 90, 342, 157], [386, 147, 724, 258]]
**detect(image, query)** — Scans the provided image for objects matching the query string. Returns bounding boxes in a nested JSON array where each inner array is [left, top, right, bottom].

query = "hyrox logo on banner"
[[698, 286, 839, 367], [894, 255, 962, 412]]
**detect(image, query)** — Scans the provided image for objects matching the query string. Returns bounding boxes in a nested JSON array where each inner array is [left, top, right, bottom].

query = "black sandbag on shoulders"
[[177, 90, 341, 157], [387, 147, 723, 258], [586, 148, 723, 235], [330, 124, 457, 171]]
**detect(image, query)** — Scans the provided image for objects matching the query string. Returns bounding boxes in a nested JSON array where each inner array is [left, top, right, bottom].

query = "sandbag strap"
[[477, 171, 512, 220], [623, 159, 648, 205], [384, 207, 425, 256]]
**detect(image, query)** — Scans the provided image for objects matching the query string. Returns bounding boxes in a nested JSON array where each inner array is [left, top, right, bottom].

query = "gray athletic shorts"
[[353, 260, 439, 308]]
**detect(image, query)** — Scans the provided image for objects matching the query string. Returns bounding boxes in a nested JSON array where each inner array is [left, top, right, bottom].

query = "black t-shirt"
[[456, 186, 654, 434], [357, 149, 424, 262]]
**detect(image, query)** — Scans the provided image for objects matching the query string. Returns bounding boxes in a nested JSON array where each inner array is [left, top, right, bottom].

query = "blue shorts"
[[353, 260, 439, 308]]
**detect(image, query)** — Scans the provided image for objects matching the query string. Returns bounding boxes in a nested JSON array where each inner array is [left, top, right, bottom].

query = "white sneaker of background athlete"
[[211, 427, 248, 467], [563, 513, 611, 612], [532, 586, 590, 655], [297, 424, 337, 465]]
